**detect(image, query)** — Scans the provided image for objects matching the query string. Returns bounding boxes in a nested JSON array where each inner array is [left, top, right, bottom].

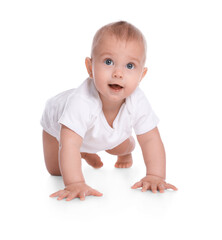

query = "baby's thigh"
[[42, 130, 61, 176], [105, 136, 135, 156]]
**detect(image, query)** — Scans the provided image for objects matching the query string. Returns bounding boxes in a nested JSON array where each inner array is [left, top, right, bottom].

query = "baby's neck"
[[99, 93, 125, 113]]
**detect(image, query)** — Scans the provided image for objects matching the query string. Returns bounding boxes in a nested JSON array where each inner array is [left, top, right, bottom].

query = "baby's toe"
[[95, 161, 103, 168], [115, 162, 132, 168], [115, 162, 121, 168]]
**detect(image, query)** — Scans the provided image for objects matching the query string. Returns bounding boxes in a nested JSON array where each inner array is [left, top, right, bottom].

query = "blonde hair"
[[91, 21, 147, 60]]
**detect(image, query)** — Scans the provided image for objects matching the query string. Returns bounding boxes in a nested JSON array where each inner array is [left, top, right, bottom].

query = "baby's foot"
[[115, 153, 133, 168], [81, 153, 103, 168]]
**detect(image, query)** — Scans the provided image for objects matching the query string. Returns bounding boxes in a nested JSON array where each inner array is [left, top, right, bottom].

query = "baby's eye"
[[105, 59, 114, 65], [126, 63, 135, 69]]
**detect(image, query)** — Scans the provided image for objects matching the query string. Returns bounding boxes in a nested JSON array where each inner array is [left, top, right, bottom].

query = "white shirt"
[[41, 78, 159, 153]]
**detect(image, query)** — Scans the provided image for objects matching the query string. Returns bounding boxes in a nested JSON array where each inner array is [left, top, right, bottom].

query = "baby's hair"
[[91, 21, 147, 61]]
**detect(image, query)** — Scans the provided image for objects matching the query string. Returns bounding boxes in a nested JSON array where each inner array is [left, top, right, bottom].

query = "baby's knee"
[[118, 136, 135, 156], [105, 136, 135, 156], [127, 136, 136, 153], [46, 167, 61, 176]]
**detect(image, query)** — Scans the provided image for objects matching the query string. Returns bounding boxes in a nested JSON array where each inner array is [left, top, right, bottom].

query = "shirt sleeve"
[[58, 93, 92, 138], [132, 89, 159, 135]]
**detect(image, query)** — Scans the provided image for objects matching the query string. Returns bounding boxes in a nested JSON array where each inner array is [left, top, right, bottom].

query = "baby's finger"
[[57, 191, 70, 200], [50, 190, 63, 198], [131, 181, 143, 189], [66, 192, 78, 201], [141, 182, 150, 192], [158, 184, 165, 193], [90, 188, 103, 197], [165, 183, 178, 191], [151, 184, 157, 193], [79, 192, 86, 201]]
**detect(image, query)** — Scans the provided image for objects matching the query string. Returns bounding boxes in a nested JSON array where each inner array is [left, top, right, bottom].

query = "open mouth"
[[108, 84, 123, 90]]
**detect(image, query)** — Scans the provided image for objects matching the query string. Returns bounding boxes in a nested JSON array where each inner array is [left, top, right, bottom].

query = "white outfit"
[[40, 78, 159, 153]]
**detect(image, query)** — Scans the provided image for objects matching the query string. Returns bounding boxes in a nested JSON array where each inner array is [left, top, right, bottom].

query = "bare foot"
[[81, 153, 103, 168], [115, 153, 133, 168]]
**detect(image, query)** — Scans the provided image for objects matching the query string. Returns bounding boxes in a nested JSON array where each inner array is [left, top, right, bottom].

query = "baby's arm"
[[50, 125, 103, 201], [131, 127, 177, 193]]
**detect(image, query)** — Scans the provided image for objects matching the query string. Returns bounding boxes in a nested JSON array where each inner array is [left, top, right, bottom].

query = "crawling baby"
[[41, 21, 177, 201]]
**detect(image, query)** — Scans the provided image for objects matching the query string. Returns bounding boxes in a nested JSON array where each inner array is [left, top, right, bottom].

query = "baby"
[[41, 21, 177, 201]]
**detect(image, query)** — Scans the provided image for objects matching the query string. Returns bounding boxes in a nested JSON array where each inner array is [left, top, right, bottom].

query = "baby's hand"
[[131, 175, 178, 193], [50, 181, 103, 201]]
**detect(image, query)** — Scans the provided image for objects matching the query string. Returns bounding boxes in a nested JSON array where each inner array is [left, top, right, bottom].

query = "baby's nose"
[[112, 68, 123, 79]]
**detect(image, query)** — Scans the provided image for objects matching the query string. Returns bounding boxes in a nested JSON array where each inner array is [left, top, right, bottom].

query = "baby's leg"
[[42, 130, 103, 176], [81, 152, 103, 168], [105, 136, 135, 168], [42, 130, 61, 176]]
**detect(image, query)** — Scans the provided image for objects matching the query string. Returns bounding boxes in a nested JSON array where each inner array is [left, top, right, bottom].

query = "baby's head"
[[91, 21, 147, 62], [85, 21, 148, 103]]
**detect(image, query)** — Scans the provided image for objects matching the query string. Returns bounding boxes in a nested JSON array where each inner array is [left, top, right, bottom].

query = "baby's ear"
[[85, 57, 93, 78], [141, 67, 148, 79]]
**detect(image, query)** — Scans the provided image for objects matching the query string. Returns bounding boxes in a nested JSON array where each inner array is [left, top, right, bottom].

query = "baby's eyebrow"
[[98, 52, 141, 64], [99, 52, 113, 58], [127, 56, 141, 64]]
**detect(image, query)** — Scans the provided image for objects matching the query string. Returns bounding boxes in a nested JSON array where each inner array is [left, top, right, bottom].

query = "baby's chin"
[[99, 91, 126, 103]]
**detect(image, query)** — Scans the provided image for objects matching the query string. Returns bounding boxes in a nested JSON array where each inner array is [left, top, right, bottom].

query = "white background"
[[0, 0, 222, 239]]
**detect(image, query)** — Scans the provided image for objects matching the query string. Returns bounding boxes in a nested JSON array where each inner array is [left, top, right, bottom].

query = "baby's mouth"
[[108, 84, 123, 90]]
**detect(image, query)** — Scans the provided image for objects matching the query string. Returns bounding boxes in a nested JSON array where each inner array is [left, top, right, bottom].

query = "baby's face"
[[86, 33, 147, 104]]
